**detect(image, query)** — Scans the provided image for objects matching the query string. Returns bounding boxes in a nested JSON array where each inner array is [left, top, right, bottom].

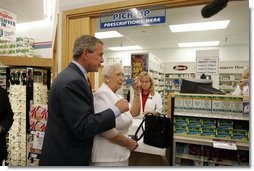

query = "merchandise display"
[[0, 37, 34, 57], [2, 67, 50, 166], [7, 85, 26, 166], [219, 73, 242, 94], [149, 69, 166, 113], [171, 93, 249, 166], [0, 67, 6, 89], [27, 104, 48, 166], [33, 83, 48, 104]]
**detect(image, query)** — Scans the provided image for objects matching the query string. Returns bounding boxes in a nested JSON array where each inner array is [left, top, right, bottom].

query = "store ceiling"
[[0, 0, 249, 50], [0, 0, 44, 23]]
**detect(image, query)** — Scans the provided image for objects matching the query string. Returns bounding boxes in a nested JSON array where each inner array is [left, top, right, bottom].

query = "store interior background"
[[0, 0, 252, 167], [0, 0, 250, 84]]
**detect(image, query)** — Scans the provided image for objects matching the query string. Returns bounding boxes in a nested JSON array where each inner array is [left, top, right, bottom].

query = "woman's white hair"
[[102, 62, 123, 80]]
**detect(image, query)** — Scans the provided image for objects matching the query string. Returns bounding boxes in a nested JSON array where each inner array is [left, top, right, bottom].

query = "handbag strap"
[[134, 114, 167, 141], [134, 117, 146, 141]]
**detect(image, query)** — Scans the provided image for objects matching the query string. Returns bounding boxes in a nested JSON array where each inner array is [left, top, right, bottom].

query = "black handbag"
[[134, 114, 170, 148]]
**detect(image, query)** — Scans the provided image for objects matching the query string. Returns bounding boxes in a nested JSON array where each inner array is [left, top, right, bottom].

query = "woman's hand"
[[127, 139, 139, 151], [132, 77, 141, 94]]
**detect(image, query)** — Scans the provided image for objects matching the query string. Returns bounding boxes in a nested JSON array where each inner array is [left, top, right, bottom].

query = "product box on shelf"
[[201, 96, 212, 113], [212, 96, 224, 114], [174, 95, 184, 112], [187, 126, 201, 136], [231, 96, 243, 115], [215, 128, 232, 139], [192, 95, 203, 113], [201, 118, 216, 128], [188, 117, 202, 127], [231, 129, 248, 141], [183, 95, 193, 112], [217, 119, 234, 129], [201, 127, 216, 137], [221, 96, 232, 114], [174, 116, 188, 126], [174, 125, 188, 134]]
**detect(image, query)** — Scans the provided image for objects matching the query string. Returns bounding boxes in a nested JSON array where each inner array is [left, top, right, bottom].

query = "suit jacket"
[[39, 62, 116, 166], [0, 86, 14, 160]]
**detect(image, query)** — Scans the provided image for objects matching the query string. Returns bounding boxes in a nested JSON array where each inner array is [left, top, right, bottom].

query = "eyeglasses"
[[141, 80, 150, 84], [115, 73, 125, 77]]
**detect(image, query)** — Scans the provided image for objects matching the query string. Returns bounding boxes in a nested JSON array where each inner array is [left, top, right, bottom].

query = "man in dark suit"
[[39, 35, 129, 166], [0, 86, 14, 166]]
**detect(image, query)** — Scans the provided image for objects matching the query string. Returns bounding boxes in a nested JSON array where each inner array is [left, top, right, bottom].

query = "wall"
[[16, 20, 54, 58], [150, 45, 249, 63], [104, 44, 249, 67], [15, 0, 59, 58]]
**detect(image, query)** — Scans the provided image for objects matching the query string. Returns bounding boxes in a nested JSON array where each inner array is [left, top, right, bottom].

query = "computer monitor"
[[180, 79, 225, 95]]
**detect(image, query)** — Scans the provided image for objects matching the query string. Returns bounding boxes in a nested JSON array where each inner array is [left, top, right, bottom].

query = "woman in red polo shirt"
[[133, 71, 163, 117]]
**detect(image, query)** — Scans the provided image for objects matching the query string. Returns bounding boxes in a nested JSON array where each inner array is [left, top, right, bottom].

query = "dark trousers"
[[0, 159, 3, 166]]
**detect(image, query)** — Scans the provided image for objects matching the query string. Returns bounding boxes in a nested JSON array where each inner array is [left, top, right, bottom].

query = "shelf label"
[[213, 138, 237, 150]]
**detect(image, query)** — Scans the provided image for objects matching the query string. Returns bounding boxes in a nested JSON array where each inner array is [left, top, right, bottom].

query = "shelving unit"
[[0, 54, 52, 166], [219, 73, 242, 94], [164, 73, 195, 94], [0, 56, 52, 67], [164, 73, 195, 114], [149, 69, 166, 113], [0, 67, 7, 89], [168, 93, 249, 166]]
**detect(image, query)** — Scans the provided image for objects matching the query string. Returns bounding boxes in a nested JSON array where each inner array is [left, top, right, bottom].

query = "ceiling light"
[[108, 46, 143, 51], [169, 20, 230, 32], [178, 41, 220, 47], [95, 31, 123, 39]]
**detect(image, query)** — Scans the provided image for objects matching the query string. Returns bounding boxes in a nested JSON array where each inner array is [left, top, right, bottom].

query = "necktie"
[[87, 77, 92, 92]]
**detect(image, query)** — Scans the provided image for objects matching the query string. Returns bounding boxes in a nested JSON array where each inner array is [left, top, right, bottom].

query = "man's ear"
[[82, 49, 90, 60]]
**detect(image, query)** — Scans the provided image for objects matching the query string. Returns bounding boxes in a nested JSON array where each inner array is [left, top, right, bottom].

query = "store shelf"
[[176, 153, 248, 166], [219, 73, 242, 94], [174, 111, 249, 121], [174, 135, 249, 150], [220, 80, 239, 82], [0, 56, 52, 67], [171, 93, 250, 166]]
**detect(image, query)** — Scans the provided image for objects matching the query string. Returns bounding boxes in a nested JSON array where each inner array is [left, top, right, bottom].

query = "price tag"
[[213, 139, 237, 150]]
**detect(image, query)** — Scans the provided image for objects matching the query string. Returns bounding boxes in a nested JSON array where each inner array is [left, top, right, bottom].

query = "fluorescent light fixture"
[[95, 31, 123, 39], [178, 41, 220, 47], [169, 20, 230, 32], [108, 46, 143, 51]]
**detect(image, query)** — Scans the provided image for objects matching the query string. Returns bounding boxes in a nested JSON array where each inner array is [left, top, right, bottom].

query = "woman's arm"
[[101, 129, 138, 151], [108, 132, 138, 151], [130, 78, 141, 117]]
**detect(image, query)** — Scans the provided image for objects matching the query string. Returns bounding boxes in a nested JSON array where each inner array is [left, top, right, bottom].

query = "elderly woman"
[[91, 63, 141, 166]]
